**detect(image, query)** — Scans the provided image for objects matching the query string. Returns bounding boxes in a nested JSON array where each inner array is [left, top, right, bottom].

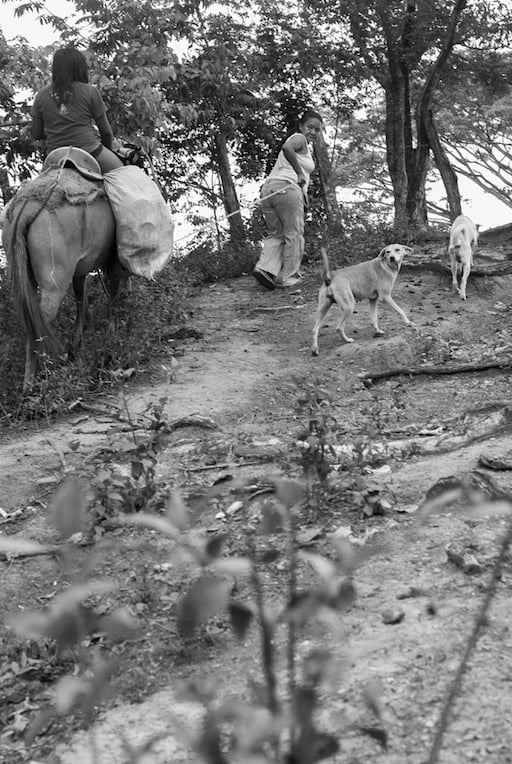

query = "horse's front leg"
[[72, 275, 88, 347], [104, 258, 130, 334], [23, 337, 37, 393]]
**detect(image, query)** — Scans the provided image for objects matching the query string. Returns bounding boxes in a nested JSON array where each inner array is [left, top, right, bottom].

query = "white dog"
[[448, 215, 478, 300]]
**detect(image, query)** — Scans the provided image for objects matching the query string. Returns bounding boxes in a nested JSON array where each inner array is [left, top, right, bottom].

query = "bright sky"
[[2, 0, 76, 45]]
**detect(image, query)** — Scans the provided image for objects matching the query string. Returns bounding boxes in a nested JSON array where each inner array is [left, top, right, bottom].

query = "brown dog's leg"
[[368, 297, 384, 336], [382, 295, 410, 324], [311, 291, 333, 356], [334, 292, 355, 343]]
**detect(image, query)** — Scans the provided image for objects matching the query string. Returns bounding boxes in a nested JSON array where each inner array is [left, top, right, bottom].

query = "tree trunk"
[[383, 86, 409, 229], [414, 0, 467, 222], [212, 132, 246, 241], [424, 110, 462, 221], [313, 131, 342, 229]]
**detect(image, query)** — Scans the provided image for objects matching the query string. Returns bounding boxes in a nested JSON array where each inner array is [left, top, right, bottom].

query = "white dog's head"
[[378, 244, 412, 272]]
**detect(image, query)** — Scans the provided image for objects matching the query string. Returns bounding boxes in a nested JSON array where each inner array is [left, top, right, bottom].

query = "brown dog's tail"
[[319, 246, 331, 286]]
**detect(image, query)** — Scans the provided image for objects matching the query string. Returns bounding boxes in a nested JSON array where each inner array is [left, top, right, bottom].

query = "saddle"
[[42, 146, 104, 182]]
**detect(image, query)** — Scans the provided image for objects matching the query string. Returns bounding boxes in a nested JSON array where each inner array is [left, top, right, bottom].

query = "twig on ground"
[[426, 509, 512, 763], [360, 357, 512, 384]]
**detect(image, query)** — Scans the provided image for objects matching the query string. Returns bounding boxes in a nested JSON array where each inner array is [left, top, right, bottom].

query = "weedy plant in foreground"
[[1, 473, 388, 763]]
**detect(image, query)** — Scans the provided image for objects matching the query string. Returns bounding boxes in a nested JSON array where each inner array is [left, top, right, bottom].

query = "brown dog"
[[311, 245, 412, 356]]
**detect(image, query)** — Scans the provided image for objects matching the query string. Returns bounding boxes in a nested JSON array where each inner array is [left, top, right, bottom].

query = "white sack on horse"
[[103, 166, 174, 279]]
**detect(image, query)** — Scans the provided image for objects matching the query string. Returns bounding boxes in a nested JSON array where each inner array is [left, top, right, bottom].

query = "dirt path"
[[2, 250, 512, 763]]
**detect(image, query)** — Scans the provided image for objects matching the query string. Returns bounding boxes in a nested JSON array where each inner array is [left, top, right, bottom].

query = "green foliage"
[[88, 398, 172, 532], [175, 238, 260, 284], [0, 263, 187, 425]]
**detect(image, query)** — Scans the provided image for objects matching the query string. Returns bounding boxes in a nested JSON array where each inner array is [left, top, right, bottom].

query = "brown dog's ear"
[[403, 246, 413, 256], [378, 247, 388, 259]]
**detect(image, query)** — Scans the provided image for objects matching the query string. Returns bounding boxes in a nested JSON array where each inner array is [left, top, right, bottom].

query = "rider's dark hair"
[[51, 47, 89, 109]]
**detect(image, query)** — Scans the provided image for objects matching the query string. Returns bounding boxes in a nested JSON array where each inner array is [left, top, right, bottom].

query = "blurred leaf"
[[296, 526, 324, 547], [362, 679, 383, 719], [330, 538, 365, 573], [49, 477, 86, 539], [325, 579, 357, 611], [212, 557, 252, 576], [300, 551, 337, 582], [311, 730, 339, 761], [205, 535, 225, 560], [358, 725, 388, 750], [131, 460, 144, 480], [54, 675, 89, 714], [261, 502, 284, 534], [166, 490, 188, 530], [176, 676, 217, 705], [292, 685, 315, 726], [196, 715, 227, 764], [82, 656, 120, 723], [99, 608, 139, 641], [259, 548, 280, 563], [302, 649, 332, 687], [229, 601, 253, 641], [120, 513, 177, 537], [463, 499, 512, 519], [0, 538, 51, 556], [47, 605, 99, 648], [274, 478, 306, 508], [249, 678, 271, 707], [286, 590, 322, 627], [178, 576, 231, 636], [24, 706, 57, 746]]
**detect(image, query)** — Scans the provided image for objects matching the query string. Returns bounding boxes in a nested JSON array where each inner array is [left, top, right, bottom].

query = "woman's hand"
[[297, 170, 307, 187]]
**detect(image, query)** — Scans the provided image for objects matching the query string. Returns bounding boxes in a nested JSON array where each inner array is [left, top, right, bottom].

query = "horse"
[[2, 160, 126, 392]]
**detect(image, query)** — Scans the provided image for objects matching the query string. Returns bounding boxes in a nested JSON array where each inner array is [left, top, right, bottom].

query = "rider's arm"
[[31, 105, 46, 141], [95, 113, 114, 150]]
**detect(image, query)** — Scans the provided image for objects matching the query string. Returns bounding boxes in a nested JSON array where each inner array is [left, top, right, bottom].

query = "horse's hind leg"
[[72, 275, 88, 347]]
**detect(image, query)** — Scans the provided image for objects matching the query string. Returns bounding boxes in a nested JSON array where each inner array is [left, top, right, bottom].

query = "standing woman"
[[253, 110, 323, 289], [31, 46, 124, 174]]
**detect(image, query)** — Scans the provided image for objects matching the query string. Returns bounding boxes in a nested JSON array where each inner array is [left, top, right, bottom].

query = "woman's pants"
[[256, 179, 304, 282]]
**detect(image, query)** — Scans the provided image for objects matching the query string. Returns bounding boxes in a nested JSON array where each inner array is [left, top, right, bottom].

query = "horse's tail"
[[8, 204, 61, 354]]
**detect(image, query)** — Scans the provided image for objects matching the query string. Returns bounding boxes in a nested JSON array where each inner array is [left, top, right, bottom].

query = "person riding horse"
[[31, 46, 123, 174]]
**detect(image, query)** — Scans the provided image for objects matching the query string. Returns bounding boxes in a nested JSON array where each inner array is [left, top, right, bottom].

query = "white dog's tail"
[[319, 246, 331, 286]]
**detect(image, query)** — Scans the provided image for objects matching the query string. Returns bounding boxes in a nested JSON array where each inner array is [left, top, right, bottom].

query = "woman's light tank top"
[[267, 133, 315, 191]]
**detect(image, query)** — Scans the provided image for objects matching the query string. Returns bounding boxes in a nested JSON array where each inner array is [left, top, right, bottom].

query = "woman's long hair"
[[51, 47, 89, 109]]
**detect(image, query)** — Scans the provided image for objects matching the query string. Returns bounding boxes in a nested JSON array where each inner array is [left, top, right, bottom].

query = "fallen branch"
[[169, 414, 217, 431], [404, 258, 512, 277], [360, 357, 512, 384], [0, 546, 61, 561], [248, 305, 305, 313], [186, 459, 274, 472]]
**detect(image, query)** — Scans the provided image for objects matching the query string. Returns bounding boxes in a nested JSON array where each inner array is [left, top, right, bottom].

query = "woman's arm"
[[282, 134, 309, 186]]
